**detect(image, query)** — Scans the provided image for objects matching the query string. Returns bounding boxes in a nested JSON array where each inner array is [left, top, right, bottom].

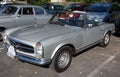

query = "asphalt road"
[[0, 35, 120, 77]]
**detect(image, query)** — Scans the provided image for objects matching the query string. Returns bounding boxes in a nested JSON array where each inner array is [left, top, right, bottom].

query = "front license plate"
[[7, 46, 16, 59]]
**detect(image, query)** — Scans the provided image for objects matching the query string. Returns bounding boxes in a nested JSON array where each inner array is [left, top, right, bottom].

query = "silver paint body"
[[0, 5, 52, 29], [3, 11, 115, 65]]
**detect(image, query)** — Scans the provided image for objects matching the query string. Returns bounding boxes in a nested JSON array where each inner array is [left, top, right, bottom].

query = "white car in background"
[[0, 4, 52, 39]]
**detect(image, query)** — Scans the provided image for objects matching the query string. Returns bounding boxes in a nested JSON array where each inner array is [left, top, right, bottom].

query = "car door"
[[15, 7, 36, 26], [0, 5, 17, 29], [34, 7, 52, 25], [83, 20, 103, 46]]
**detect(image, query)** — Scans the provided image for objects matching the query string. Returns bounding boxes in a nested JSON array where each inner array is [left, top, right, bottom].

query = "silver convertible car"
[[0, 4, 52, 31], [3, 11, 115, 72]]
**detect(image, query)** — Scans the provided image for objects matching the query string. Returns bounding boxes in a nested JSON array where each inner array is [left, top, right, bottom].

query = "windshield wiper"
[[55, 21, 65, 26]]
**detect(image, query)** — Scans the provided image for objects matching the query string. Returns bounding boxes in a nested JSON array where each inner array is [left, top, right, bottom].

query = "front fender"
[[102, 23, 115, 37], [50, 41, 74, 59]]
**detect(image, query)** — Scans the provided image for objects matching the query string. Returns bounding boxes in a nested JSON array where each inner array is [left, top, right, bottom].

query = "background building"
[[0, 0, 27, 4]]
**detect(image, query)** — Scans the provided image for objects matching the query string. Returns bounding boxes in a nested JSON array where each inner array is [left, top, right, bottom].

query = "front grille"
[[9, 38, 34, 53]]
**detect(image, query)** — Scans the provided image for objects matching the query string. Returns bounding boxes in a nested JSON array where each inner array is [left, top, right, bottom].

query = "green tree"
[[27, 0, 120, 5], [66, 0, 119, 3], [27, 0, 50, 5]]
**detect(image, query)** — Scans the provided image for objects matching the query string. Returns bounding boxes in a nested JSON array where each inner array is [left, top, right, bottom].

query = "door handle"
[[101, 29, 103, 31], [34, 17, 37, 19]]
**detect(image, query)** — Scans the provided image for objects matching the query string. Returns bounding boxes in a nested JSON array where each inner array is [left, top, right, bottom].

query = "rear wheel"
[[99, 32, 111, 47], [50, 46, 72, 73]]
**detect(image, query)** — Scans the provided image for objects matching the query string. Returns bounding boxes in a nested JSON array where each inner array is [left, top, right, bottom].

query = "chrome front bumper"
[[16, 54, 51, 65], [3, 43, 51, 65]]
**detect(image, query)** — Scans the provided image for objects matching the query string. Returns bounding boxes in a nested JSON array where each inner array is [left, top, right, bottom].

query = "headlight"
[[35, 42, 44, 59]]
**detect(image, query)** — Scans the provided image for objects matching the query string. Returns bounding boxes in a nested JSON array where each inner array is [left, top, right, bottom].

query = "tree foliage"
[[27, 0, 120, 5], [27, 0, 50, 5], [67, 0, 120, 3]]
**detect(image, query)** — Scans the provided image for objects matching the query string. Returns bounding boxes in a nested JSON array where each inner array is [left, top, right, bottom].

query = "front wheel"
[[0, 27, 6, 41], [50, 46, 72, 73], [99, 32, 111, 47]]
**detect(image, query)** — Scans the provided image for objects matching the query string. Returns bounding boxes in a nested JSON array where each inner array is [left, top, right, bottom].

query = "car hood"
[[87, 12, 108, 21], [10, 24, 74, 42]]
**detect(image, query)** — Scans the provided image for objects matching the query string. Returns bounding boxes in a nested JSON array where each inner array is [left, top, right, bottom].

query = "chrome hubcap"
[[104, 34, 109, 45], [57, 51, 70, 68]]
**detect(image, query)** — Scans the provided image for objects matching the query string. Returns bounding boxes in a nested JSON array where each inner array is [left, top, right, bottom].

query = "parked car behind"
[[85, 2, 120, 22], [3, 11, 115, 73], [0, 4, 52, 39], [114, 17, 120, 34], [0, 3, 26, 11], [41, 3, 64, 14], [63, 3, 87, 11]]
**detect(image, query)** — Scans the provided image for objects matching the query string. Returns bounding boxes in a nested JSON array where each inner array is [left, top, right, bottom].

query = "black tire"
[[0, 27, 6, 41], [0, 33, 3, 41], [99, 32, 111, 47], [50, 46, 72, 73], [0, 27, 5, 32]]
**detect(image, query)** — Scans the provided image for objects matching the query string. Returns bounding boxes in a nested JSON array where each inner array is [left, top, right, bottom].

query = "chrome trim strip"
[[16, 54, 51, 65]]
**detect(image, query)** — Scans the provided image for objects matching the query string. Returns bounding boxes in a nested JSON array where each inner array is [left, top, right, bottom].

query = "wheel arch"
[[51, 43, 75, 60], [104, 30, 112, 37]]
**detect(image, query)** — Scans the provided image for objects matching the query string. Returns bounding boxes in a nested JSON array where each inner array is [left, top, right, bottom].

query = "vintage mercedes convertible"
[[2, 11, 115, 72]]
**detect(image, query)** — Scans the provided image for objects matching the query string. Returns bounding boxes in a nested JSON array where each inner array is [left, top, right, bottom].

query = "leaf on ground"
[[34, 71, 38, 74]]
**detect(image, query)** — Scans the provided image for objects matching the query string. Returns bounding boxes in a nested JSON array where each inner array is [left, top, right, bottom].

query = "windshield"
[[54, 5, 63, 10], [49, 12, 85, 27], [86, 3, 111, 12], [64, 4, 73, 11], [1, 6, 18, 15]]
